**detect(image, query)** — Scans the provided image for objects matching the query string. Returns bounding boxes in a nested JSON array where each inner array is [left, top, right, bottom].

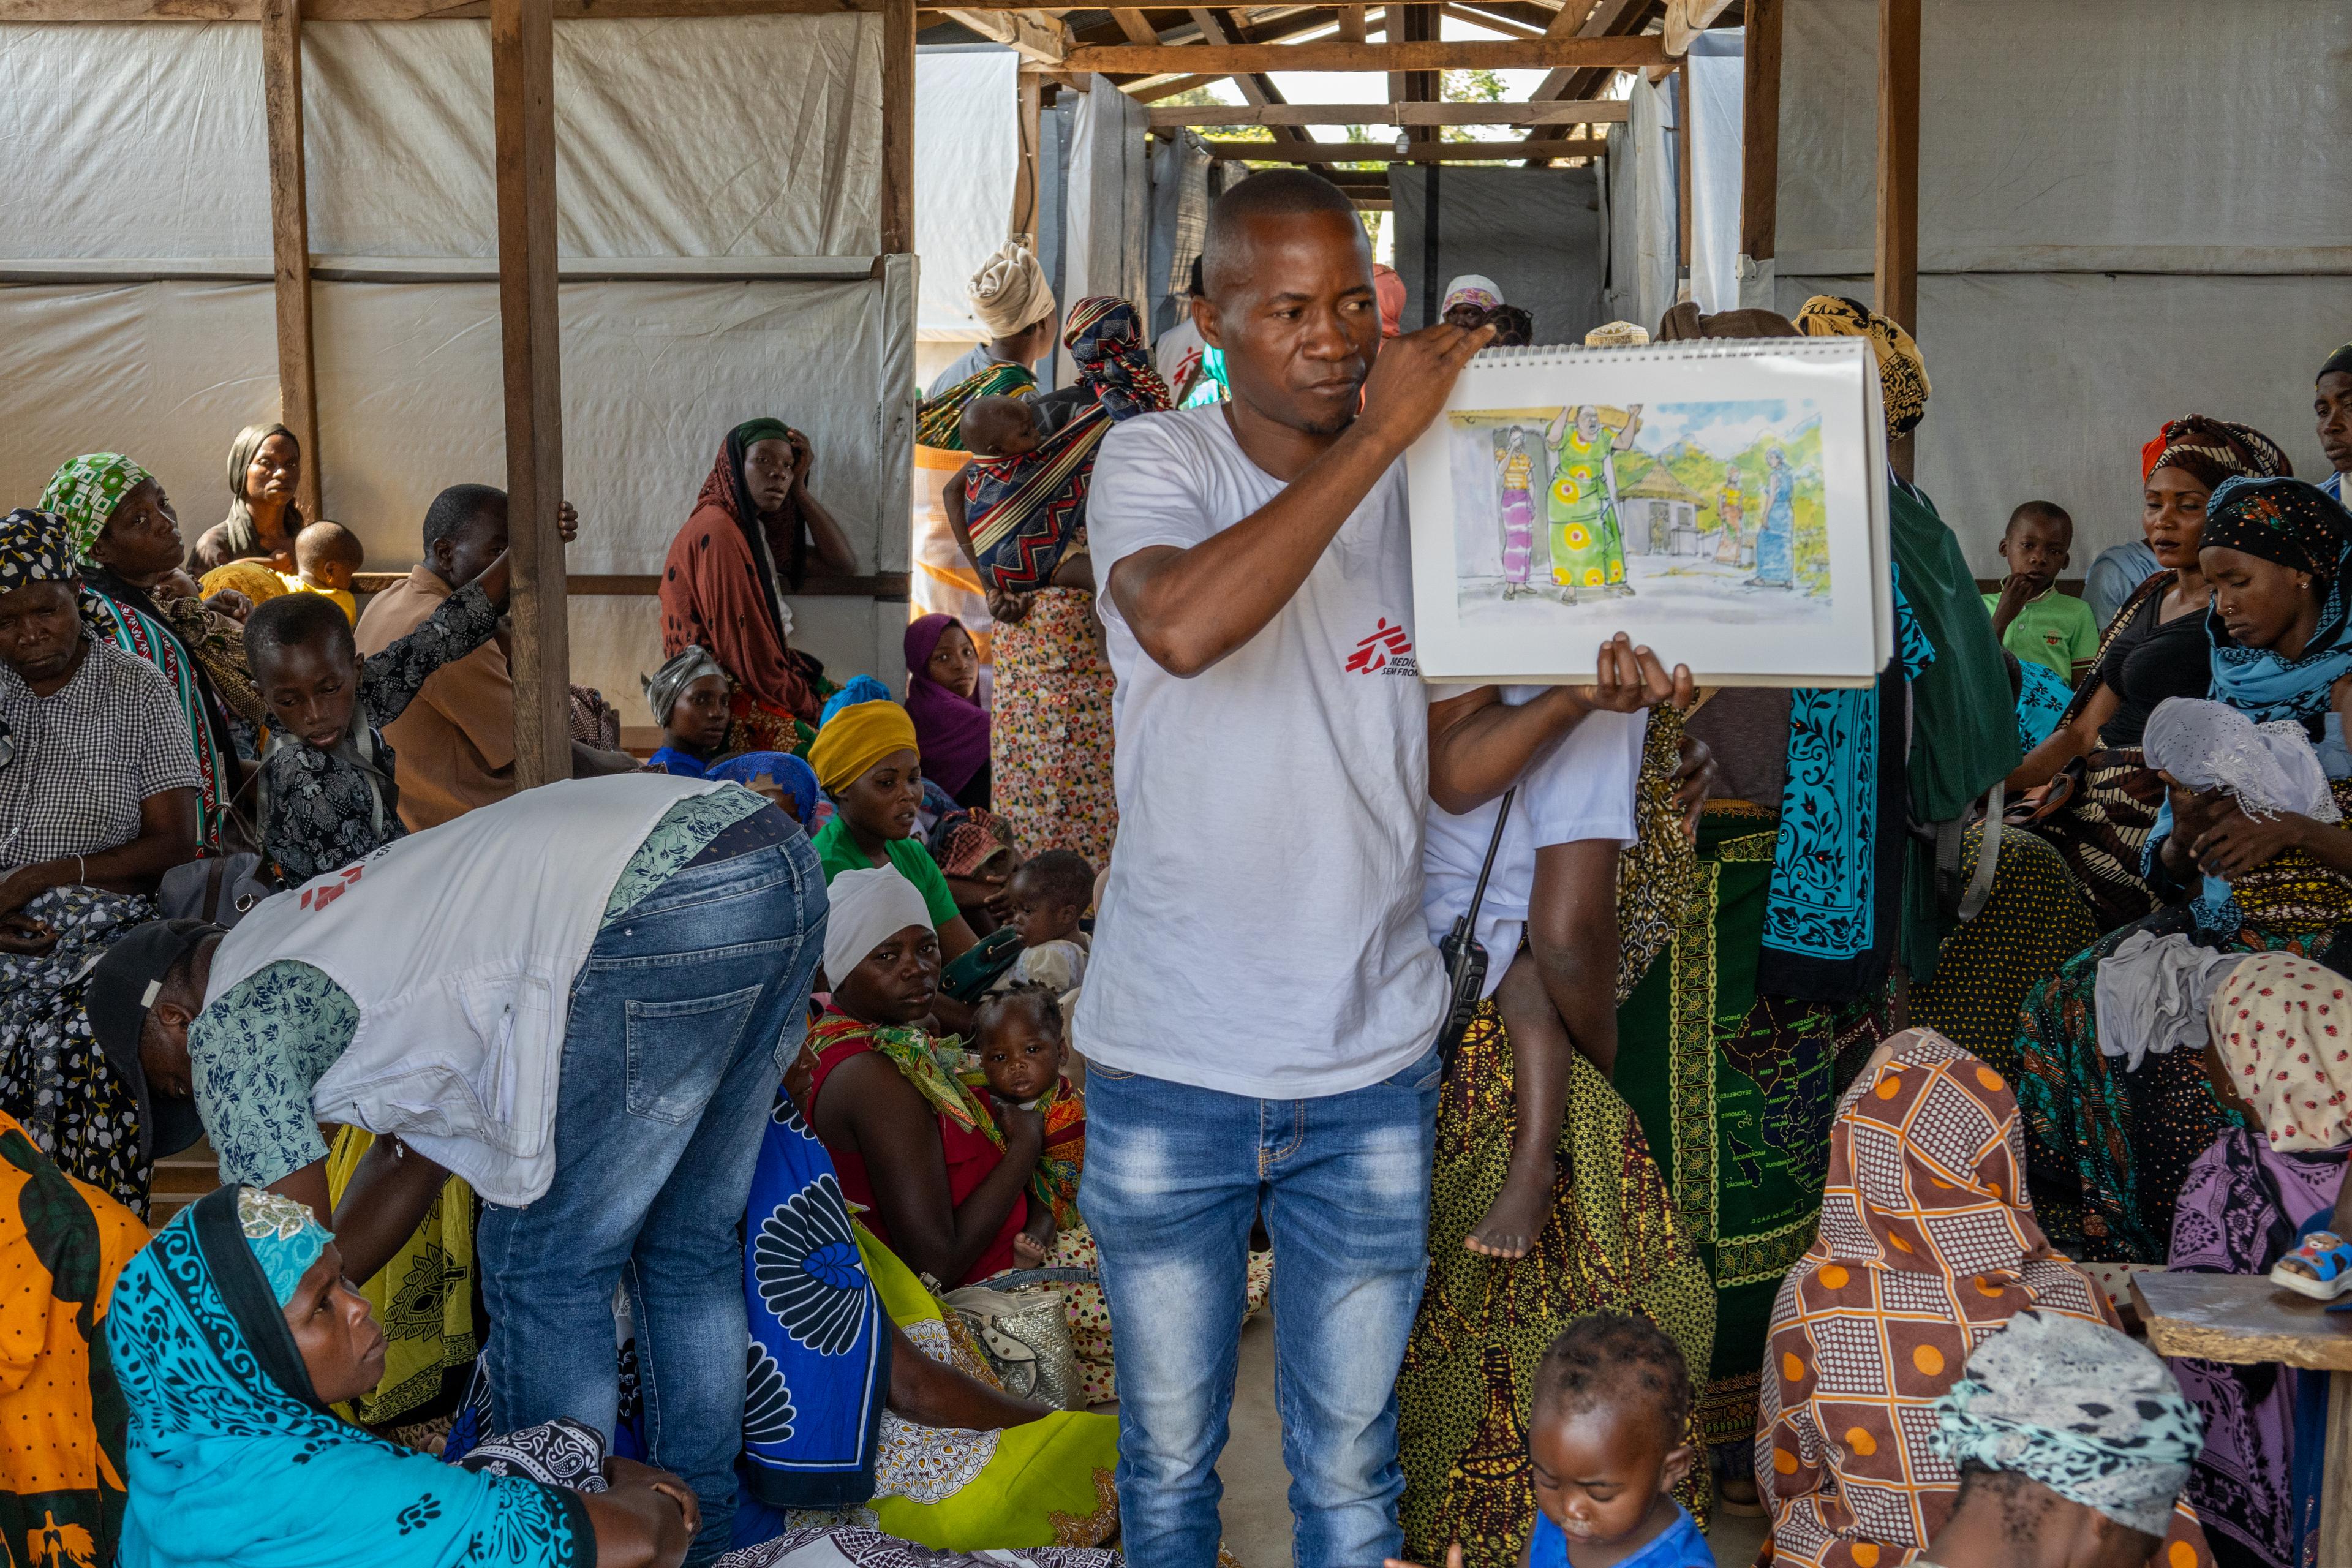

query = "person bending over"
[[288, 519, 365, 623], [244, 544, 509, 884], [108, 1185, 698, 1568], [88, 774, 824, 1565], [1915, 1312, 2205, 1568]]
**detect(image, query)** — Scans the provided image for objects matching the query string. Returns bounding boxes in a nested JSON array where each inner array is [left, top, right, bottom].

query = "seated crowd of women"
[[0, 287, 2345, 1568]]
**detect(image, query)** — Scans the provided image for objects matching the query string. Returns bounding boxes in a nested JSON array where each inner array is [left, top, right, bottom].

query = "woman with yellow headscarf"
[[807, 700, 981, 963]]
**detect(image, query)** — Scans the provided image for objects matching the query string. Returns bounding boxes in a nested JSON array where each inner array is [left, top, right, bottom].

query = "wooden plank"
[[1442, 2, 1539, 37], [1399, 0, 1433, 143], [941, 4, 1066, 60], [1660, 0, 1734, 56], [1188, 8, 1308, 145], [1526, 0, 1638, 105], [1072, 34, 1658, 71], [2130, 1273, 2352, 1371], [1739, 0, 1780, 263], [259, 0, 320, 523], [489, 0, 571, 790], [881, 0, 916, 250], [1152, 99, 1626, 126], [1333, 2, 1362, 40], [1204, 138, 1602, 162], [1108, 4, 1158, 41], [1012, 70, 1042, 239], [1128, 71, 1227, 100]]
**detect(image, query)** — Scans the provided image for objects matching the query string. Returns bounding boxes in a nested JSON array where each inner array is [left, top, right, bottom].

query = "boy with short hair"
[[1985, 502, 2098, 684], [959, 396, 1044, 459], [1385, 1312, 1713, 1568], [285, 519, 366, 624], [1001, 848, 1092, 997], [244, 545, 510, 883]]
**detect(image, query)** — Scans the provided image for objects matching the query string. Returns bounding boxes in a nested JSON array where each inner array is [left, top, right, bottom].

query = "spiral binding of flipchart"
[[1466, 339, 1867, 366]]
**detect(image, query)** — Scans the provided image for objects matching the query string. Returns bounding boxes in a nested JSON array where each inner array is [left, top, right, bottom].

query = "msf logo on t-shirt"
[[1347, 617, 1419, 677], [300, 864, 365, 913]]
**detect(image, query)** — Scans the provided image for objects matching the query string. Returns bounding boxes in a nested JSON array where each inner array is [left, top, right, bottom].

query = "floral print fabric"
[[990, 584, 1117, 869]]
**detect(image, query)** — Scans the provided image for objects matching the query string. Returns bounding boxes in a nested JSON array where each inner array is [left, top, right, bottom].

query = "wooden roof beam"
[[1152, 98, 1626, 126], [1190, 6, 1310, 143], [940, 4, 1068, 60], [1203, 137, 1603, 160], [1068, 34, 1659, 71]]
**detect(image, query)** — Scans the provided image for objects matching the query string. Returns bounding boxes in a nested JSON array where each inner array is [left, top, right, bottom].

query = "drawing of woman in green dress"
[[1542, 403, 1643, 599]]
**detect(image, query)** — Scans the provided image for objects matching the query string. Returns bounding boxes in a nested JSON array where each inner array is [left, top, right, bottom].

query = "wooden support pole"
[[1738, 0, 1779, 266], [489, 0, 571, 788], [1874, 0, 1918, 475], [1401, 0, 1434, 144], [1673, 61, 1692, 288], [1334, 3, 1363, 41], [881, 0, 916, 250], [259, 0, 321, 522], [1012, 69, 1042, 241]]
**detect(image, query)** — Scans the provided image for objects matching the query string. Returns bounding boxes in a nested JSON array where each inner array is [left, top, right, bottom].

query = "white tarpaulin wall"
[[0, 17, 918, 721], [1774, 0, 2352, 571], [915, 47, 1022, 340]]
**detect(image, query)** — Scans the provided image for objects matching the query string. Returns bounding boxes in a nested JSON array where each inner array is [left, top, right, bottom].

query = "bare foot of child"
[[1466, 1164, 1551, 1259], [1012, 1231, 1049, 1267]]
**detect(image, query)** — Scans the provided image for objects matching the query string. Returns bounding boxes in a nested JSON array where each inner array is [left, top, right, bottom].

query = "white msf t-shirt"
[[1076, 404, 1448, 1098], [1421, 691, 1646, 999]]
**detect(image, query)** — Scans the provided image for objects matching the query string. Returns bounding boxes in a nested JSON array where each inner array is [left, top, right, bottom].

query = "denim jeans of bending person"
[[1080, 1047, 1442, 1568], [477, 829, 827, 1567]]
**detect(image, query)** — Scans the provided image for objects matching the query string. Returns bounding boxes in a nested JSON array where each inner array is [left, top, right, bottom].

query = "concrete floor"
[[1211, 1313, 1773, 1568]]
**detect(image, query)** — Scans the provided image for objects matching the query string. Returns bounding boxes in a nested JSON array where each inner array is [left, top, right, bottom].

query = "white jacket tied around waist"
[[206, 773, 726, 1205]]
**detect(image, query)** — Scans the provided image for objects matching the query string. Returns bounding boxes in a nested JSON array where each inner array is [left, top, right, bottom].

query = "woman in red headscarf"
[[660, 417, 858, 753], [2005, 417, 2293, 929]]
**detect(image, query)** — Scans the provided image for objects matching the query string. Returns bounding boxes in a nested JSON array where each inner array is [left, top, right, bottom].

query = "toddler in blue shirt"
[[1391, 1312, 1715, 1568]]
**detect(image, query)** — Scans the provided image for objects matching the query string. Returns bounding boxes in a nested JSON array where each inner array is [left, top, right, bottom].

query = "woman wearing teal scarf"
[[2014, 477, 2352, 1263], [107, 1186, 696, 1568]]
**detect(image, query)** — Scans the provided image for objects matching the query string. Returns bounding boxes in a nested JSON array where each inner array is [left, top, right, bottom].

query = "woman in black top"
[[2005, 417, 2291, 928]]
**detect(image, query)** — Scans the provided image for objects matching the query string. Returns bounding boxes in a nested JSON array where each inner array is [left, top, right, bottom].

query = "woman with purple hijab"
[[904, 614, 993, 809], [2167, 950, 2352, 1568]]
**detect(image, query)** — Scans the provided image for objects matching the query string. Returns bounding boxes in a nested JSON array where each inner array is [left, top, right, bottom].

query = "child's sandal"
[[2270, 1231, 2352, 1300]]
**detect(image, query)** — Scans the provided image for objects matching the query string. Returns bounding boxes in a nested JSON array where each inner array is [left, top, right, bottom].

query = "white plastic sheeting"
[[915, 47, 1023, 339], [1685, 31, 1744, 314], [1775, 0, 2352, 570], [0, 17, 918, 720], [1604, 75, 1676, 335], [1052, 80, 1151, 382], [1390, 167, 1606, 345]]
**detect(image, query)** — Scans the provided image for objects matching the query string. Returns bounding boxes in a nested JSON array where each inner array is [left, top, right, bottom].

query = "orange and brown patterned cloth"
[[1758, 1028, 2215, 1568], [0, 1109, 148, 1568]]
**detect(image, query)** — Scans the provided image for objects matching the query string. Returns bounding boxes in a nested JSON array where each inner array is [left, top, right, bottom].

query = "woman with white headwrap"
[[1917, 1311, 2210, 1568], [923, 244, 1061, 407]]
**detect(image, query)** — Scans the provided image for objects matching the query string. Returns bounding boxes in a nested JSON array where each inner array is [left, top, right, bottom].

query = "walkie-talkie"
[[1436, 787, 1514, 1060]]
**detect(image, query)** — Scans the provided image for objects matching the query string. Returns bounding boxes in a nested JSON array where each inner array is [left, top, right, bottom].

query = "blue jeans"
[[478, 831, 826, 1566], [1080, 1049, 1442, 1568]]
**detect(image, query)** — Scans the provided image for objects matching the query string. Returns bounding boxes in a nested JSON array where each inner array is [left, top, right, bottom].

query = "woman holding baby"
[[2015, 474, 2352, 1265]]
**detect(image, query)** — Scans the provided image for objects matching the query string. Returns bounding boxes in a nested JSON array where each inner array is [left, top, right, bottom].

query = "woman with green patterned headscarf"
[[40, 454, 238, 853]]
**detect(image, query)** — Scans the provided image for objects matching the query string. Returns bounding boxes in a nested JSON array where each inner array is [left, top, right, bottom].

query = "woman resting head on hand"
[[106, 1185, 698, 1568]]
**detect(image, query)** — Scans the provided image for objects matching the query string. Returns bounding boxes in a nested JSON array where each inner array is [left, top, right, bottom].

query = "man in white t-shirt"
[[1079, 170, 1688, 1568]]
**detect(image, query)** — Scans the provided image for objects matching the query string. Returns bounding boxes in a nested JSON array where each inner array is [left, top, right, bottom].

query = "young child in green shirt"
[[1985, 500, 2098, 684]]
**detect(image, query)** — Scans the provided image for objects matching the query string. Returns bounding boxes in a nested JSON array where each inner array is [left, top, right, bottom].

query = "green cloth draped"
[[1891, 477, 2022, 981]]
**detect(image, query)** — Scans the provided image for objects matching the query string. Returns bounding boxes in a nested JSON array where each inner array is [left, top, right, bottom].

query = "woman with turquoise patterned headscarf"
[[107, 1185, 699, 1568], [39, 454, 236, 853]]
